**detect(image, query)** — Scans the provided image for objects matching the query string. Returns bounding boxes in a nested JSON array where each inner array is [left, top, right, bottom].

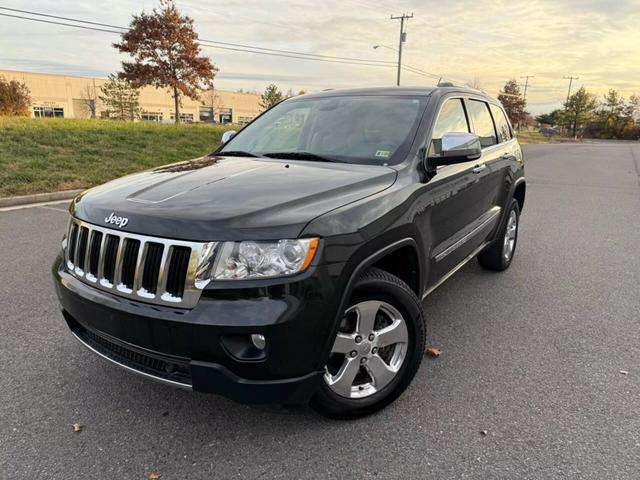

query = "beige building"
[[0, 69, 262, 124]]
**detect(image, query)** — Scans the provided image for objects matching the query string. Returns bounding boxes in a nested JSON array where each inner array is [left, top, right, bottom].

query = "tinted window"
[[490, 104, 512, 143], [467, 100, 497, 148], [429, 99, 469, 156], [221, 96, 427, 165]]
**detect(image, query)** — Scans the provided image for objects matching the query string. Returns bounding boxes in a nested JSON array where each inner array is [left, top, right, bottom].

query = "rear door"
[[487, 103, 521, 209]]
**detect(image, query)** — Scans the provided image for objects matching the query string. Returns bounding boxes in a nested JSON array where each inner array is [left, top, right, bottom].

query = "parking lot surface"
[[2, 143, 639, 479]]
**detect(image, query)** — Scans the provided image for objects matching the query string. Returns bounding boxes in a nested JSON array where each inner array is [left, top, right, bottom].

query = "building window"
[[199, 108, 215, 123], [238, 116, 254, 125], [169, 113, 195, 123], [33, 106, 64, 118], [219, 109, 233, 124], [141, 112, 163, 122]]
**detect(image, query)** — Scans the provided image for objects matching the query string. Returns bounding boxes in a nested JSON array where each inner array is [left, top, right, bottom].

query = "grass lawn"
[[0, 117, 234, 197], [516, 129, 550, 144]]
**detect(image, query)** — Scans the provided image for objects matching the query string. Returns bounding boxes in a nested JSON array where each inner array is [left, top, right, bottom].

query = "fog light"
[[251, 334, 266, 350]]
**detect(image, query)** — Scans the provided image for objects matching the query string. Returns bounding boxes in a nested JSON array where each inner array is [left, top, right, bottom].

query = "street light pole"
[[390, 13, 413, 86]]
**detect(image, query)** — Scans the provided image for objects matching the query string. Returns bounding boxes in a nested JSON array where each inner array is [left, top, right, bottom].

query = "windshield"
[[219, 95, 427, 165]]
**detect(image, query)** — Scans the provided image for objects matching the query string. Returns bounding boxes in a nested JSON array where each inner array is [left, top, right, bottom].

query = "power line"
[[0, 7, 465, 83], [0, 11, 121, 34], [0, 6, 395, 65]]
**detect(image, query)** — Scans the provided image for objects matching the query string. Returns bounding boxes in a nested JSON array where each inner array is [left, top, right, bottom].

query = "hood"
[[71, 155, 397, 241]]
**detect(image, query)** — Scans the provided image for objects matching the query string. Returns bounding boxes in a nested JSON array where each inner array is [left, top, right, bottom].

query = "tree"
[[0, 76, 31, 116], [114, 0, 215, 123], [466, 76, 482, 90], [563, 86, 597, 138], [200, 77, 221, 123], [79, 83, 98, 118], [498, 79, 527, 127], [535, 109, 564, 126], [260, 84, 283, 110], [629, 94, 640, 121], [99, 74, 140, 121]]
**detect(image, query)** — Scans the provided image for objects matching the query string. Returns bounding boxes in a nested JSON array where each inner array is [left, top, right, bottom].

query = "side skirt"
[[422, 240, 491, 299]]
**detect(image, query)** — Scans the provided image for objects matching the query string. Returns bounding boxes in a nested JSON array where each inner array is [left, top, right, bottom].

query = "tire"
[[311, 267, 426, 419], [477, 198, 520, 271]]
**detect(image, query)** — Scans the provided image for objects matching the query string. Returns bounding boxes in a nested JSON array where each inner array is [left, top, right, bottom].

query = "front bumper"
[[53, 254, 342, 404]]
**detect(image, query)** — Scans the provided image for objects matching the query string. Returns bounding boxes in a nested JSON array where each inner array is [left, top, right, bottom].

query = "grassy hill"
[[0, 117, 234, 197]]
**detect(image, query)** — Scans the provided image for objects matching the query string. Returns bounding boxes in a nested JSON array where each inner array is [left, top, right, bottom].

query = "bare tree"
[[79, 82, 98, 118], [199, 72, 220, 123]]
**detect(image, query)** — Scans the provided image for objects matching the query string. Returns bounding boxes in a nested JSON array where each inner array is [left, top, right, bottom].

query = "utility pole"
[[390, 13, 413, 86], [520, 75, 534, 101], [563, 76, 579, 103]]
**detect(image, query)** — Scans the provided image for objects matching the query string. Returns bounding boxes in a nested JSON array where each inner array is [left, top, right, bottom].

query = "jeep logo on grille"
[[104, 212, 129, 228]]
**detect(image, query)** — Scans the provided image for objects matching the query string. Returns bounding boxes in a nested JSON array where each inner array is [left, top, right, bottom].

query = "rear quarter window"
[[467, 100, 497, 148], [489, 104, 512, 143]]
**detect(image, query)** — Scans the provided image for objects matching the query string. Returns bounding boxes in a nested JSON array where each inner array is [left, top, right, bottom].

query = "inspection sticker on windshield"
[[375, 150, 391, 158]]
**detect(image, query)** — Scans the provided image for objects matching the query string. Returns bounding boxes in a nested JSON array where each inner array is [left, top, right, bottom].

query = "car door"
[[424, 97, 502, 288], [487, 103, 521, 209]]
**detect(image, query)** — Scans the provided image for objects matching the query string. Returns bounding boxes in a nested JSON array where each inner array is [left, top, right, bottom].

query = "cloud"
[[0, 0, 638, 113]]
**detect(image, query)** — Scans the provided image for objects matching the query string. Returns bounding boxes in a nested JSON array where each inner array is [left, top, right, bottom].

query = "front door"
[[422, 97, 503, 288]]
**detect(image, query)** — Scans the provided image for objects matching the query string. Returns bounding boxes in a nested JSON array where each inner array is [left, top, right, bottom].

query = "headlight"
[[196, 238, 318, 285]]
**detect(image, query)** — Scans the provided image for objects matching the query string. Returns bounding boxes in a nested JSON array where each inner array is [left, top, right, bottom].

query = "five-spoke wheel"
[[324, 300, 408, 399]]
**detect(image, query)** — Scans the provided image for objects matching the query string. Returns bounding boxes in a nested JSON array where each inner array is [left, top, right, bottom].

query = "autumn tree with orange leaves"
[[114, 0, 215, 123]]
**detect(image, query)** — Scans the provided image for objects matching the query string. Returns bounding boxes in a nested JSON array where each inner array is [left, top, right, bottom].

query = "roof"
[[299, 85, 495, 101]]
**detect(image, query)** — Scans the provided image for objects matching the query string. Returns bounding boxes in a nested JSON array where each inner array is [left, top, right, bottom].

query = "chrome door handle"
[[472, 164, 487, 174]]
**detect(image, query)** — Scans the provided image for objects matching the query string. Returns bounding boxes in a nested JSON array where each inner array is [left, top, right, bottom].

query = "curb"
[[0, 189, 83, 208]]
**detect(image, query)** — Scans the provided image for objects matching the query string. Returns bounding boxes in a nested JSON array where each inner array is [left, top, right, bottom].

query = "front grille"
[[70, 318, 192, 387], [65, 217, 214, 308]]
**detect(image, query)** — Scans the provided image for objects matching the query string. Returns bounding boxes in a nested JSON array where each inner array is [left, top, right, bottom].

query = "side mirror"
[[428, 132, 482, 167], [221, 130, 237, 144]]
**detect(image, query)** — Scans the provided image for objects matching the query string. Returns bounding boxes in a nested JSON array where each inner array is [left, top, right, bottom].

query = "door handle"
[[472, 164, 487, 174]]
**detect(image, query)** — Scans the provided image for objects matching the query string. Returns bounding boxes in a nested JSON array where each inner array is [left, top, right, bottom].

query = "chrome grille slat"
[[112, 233, 126, 290], [133, 241, 148, 294], [64, 218, 214, 309], [96, 232, 107, 280]]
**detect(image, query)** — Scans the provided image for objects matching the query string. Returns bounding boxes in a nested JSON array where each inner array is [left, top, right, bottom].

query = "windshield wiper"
[[262, 151, 338, 163], [214, 150, 262, 158]]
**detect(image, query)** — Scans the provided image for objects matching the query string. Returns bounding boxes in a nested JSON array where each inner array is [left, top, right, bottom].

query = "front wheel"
[[311, 268, 425, 419]]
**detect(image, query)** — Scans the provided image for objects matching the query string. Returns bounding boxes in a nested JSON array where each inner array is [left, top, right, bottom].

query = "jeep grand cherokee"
[[53, 86, 525, 419]]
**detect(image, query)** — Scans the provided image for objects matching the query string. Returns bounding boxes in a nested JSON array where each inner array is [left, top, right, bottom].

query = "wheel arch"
[[319, 236, 424, 365]]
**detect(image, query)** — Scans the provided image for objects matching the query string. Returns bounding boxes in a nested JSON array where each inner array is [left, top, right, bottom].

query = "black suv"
[[53, 86, 525, 419]]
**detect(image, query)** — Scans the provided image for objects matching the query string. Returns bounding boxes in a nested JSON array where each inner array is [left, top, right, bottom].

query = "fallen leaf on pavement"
[[426, 347, 442, 358], [147, 473, 161, 480], [72, 422, 82, 433]]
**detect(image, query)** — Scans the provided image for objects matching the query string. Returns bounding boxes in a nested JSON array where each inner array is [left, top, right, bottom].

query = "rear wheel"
[[477, 198, 520, 271], [311, 268, 425, 419]]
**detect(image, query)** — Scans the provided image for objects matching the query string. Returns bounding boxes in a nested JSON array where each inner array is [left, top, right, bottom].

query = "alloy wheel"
[[324, 300, 408, 399], [503, 209, 518, 262]]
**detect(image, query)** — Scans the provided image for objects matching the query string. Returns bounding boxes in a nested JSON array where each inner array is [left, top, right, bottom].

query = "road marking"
[[0, 199, 70, 212]]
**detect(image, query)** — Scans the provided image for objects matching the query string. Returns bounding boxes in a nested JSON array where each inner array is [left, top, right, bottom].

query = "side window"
[[429, 98, 469, 156], [467, 100, 497, 148], [490, 104, 512, 143]]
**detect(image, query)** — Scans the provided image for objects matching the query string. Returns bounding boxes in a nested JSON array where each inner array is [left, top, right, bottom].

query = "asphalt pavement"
[[1, 142, 639, 479]]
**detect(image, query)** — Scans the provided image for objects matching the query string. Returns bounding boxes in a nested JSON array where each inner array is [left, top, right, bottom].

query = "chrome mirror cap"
[[441, 132, 482, 159]]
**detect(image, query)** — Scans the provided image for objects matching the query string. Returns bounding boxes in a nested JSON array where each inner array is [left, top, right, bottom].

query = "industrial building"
[[0, 69, 262, 124]]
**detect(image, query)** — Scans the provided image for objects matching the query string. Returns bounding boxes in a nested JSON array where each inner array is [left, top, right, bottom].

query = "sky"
[[1, 0, 639, 114]]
